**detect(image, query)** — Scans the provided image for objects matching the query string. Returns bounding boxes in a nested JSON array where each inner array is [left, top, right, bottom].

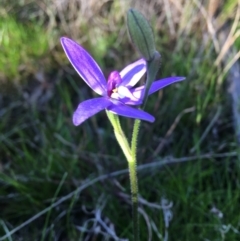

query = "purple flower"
[[60, 37, 185, 126]]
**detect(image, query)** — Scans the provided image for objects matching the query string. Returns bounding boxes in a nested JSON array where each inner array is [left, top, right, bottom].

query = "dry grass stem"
[[152, 107, 195, 157]]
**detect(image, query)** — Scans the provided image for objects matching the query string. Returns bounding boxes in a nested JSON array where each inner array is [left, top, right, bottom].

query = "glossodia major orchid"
[[60, 37, 185, 126]]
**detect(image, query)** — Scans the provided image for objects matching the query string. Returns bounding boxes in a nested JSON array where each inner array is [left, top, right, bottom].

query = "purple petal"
[[118, 86, 138, 101], [61, 37, 107, 96], [115, 87, 143, 105], [121, 97, 143, 106], [107, 103, 155, 122], [131, 76, 186, 102], [110, 94, 143, 106], [73, 97, 112, 126], [120, 59, 146, 87], [109, 92, 141, 105]]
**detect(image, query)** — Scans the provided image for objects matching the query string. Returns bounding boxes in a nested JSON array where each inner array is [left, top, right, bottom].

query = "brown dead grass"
[[1, 0, 239, 81]]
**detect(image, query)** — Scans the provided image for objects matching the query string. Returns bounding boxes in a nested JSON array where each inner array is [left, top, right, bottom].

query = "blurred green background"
[[0, 0, 240, 240]]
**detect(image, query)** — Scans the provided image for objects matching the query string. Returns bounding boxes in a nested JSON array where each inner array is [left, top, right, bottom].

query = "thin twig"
[[152, 107, 195, 157], [190, 106, 222, 153]]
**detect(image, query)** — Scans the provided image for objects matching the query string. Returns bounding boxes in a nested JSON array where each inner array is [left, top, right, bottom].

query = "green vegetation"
[[0, 14, 49, 82], [0, 0, 240, 240]]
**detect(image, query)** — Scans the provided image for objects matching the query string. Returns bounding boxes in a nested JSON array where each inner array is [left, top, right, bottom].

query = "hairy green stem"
[[131, 119, 141, 158], [106, 111, 131, 162], [128, 159, 139, 241], [106, 111, 141, 241], [130, 119, 141, 241]]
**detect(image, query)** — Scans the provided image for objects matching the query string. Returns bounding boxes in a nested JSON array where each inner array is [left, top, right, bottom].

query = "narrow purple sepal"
[[120, 59, 146, 87], [107, 104, 155, 122], [131, 76, 186, 101], [73, 97, 112, 126], [60, 37, 107, 96], [148, 76, 186, 95]]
